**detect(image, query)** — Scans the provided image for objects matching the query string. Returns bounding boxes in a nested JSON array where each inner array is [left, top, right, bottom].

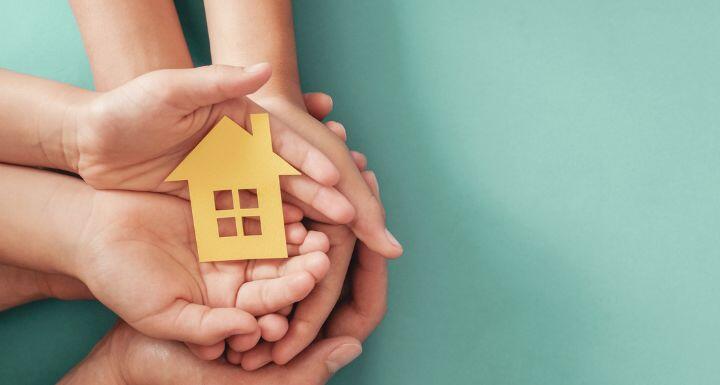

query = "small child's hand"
[[188, 226, 332, 360], [71, 64, 353, 224], [75, 188, 329, 351]]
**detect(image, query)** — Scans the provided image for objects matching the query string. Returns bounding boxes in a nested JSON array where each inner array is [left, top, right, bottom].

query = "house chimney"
[[250, 113, 272, 151]]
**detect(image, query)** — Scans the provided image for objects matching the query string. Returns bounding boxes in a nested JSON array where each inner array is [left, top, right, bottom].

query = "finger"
[[302, 230, 332, 254], [258, 313, 289, 342], [226, 348, 243, 365], [285, 336, 363, 382], [281, 192, 338, 224], [325, 121, 347, 142], [278, 305, 292, 316], [303, 92, 334, 120], [185, 341, 225, 361], [241, 341, 274, 371], [235, 271, 318, 315], [280, 176, 355, 224], [272, 226, 355, 365], [321, 120, 367, 171], [249, 249, 331, 281], [326, 243, 388, 342], [351, 151, 367, 171], [141, 63, 272, 112], [362, 170, 381, 200], [267, 113, 340, 186], [285, 222, 307, 245], [264, 108, 401, 258], [282, 202, 304, 223], [227, 327, 261, 352], [133, 299, 257, 345]]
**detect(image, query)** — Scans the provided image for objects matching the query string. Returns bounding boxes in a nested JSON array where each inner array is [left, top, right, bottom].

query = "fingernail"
[[244, 62, 270, 73], [385, 228, 402, 248], [326, 343, 362, 373]]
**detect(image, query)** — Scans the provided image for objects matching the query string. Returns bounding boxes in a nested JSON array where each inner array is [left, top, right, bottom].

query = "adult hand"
[[224, 93, 384, 368], [71, 64, 354, 224], [58, 241, 387, 385]]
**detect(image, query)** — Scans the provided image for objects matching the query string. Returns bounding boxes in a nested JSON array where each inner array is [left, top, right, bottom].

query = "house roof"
[[166, 114, 300, 185]]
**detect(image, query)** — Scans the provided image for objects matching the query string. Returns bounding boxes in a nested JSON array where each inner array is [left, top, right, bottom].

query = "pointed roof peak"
[[166, 114, 300, 183]]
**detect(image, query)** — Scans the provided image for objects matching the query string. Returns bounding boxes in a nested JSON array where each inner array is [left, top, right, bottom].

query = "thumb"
[[285, 336, 363, 384], [141, 63, 271, 111], [131, 299, 258, 346]]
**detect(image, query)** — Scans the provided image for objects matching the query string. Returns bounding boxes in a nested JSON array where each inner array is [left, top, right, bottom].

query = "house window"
[[214, 190, 233, 210], [216, 217, 238, 237], [213, 189, 262, 238], [238, 189, 259, 208], [242, 216, 262, 236]]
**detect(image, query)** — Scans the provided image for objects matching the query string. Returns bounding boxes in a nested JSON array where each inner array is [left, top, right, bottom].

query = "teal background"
[[2, 0, 720, 383]]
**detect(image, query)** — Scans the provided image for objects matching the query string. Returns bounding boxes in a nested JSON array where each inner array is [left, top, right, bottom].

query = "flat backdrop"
[[2, 1, 720, 384]]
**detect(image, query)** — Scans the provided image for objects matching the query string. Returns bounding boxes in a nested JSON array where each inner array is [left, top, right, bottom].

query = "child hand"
[[75, 187, 329, 351], [70, 64, 353, 224], [188, 228, 332, 360]]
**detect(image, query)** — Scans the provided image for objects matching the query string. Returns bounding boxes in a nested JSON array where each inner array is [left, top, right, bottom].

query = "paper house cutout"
[[166, 114, 299, 262]]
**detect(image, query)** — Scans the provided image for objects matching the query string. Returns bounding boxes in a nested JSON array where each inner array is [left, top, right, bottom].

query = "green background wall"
[[2, 1, 720, 383]]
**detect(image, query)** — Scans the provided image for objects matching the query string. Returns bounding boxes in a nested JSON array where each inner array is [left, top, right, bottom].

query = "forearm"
[[204, 0, 304, 105], [0, 164, 94, 277], [0, 69, 92, 171], [0, 264, 91, 311], [70, 0, 192, 91]]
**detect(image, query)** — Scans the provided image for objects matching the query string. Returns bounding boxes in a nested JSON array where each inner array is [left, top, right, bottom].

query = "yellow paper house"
[[166, 114, 299, 262]]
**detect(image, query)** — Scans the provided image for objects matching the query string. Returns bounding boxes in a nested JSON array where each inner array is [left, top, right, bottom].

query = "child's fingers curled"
[[133, 299, 257, 346], [241, 341, 275, 371], [185, 341, 226, 361], [258, 313, 289, 342], [226, 348, 243, 365], [235, 271, 317, 315], [227, 327, 262, 353]]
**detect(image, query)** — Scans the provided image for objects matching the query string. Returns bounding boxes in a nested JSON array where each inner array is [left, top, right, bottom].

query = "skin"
[[0, 230, 387, 384], [0, 163, 335, 347], [65, 0, 397, 363], [203, 0, 401, 255], [0, 264, 91, 311], [57, 241, 386, 385], [201, 1, 399, 364]]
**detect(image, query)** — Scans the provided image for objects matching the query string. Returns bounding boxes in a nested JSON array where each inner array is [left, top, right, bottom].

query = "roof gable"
[[166, 115, 299, 185]]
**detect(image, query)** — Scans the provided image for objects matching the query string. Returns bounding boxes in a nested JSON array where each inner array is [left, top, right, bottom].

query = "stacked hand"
[[0, 62, 395, 381], [64, 64, 389, 361]]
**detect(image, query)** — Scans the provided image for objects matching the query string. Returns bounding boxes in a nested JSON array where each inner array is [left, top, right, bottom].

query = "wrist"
[[0, 265, 46, 310], [45, 180, 100, 280], [59, 90, 97, 174]]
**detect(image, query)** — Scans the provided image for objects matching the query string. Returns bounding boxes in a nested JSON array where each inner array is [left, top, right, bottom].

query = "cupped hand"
[[223, 93, 386, 369], [74, 185, 330, 350], [59, 321, 361, 385], [71, 64, 353, 224], [58, 241, 387, 385]]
